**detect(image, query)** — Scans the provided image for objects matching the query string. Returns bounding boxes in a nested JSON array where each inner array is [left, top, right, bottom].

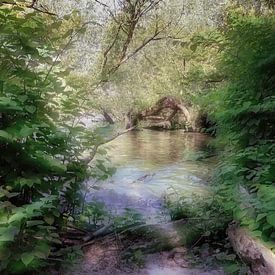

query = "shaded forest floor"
[[66, 231, 225, 275]]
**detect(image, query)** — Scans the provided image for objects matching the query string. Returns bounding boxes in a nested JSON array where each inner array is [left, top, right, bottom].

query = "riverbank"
[[67, 236, 224, 275], [61, 129, 233, 274]]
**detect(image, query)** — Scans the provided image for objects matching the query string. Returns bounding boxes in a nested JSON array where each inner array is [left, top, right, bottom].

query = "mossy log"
[[228, 223, 275, 274]]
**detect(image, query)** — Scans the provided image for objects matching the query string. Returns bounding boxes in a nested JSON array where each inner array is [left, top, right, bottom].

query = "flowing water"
[[86, 129, 215, 223], [71, 129, 224, 275]]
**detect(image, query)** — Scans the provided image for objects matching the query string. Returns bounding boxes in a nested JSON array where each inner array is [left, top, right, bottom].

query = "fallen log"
[[228, 223, 275, 274], [82, 223, 113, 242]]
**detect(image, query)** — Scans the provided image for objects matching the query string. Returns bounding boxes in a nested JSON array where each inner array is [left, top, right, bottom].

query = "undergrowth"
[[164, 193, 248, 274]]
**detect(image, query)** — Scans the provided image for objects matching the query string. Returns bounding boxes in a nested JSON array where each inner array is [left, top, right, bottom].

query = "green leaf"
[[263, 224, 273, 231], [0, 97, 23, 112], [17, 177, 41, 187], [18, 95, 28, 103], [223, 264, 240, 273], [44, 216, 54, 225], [32, 151, 67, 173], [0, 226, 19, 242], [256, 213, 267, 222], [0, 215, 8, 225], [19, 125, 35, 138], [26, 220, 44, 227], [0, 130, 13, 142], [21, 252, 34, 266], [266, 212, 275, 227], [25, 105, 36, 113], [9, 211, 26, 223], [34, 243, 50, 259], [251, 230, 262, 237]]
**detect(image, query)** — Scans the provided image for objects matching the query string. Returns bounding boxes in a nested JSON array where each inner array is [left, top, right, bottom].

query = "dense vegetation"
[[0, 6, 93, 273], [0, 0, 275, 274], [210, 10, 275, 244]]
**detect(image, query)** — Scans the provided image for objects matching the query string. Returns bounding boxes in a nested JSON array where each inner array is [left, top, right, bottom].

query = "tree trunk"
[[228, 223, 275, 274], [125, 110, 139, 129], [102, 110, 115, 124]]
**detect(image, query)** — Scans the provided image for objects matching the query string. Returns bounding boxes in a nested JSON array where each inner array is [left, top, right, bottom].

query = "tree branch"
[[108, 20, 170, 74], [83, 126, 136, 164], [1, 0, 56, 16], [100, 0, 165, 76], [101, 24, 122, 72]]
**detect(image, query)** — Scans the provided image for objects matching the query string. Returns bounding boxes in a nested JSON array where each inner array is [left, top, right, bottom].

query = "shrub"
[[210, 9, 275, 245], [0, 7, 88, 273]]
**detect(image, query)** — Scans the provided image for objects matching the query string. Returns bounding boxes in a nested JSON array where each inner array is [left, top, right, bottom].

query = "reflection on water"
[[87, 129, 215, 223], [109, 130, 211, 166]]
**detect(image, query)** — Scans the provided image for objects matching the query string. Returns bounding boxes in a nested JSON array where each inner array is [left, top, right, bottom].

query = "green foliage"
[[113, 208, 145, 232], [164, 193, 247, 273], [165, 194, 231, 237], [0, 6, 90, 273], [82, 201, 109, 226], [208, 9, 275, 244], [1, 1, 274, 273]]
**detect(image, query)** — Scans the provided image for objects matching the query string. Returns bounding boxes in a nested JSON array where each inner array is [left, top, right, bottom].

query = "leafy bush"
[[209, 9, 275, 245], [164, 193, 248, 273], [113, 208, 145, 232], [165, 193, 231, 237], [82, 201, 109, 227], [0, 7, 89, 273]]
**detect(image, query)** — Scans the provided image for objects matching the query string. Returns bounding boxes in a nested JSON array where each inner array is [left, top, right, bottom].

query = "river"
[[86, 129, 215, 224], [70, 129, 225, 275]]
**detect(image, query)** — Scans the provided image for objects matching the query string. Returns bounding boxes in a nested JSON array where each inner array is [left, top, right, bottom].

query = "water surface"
[[87, 129, 215, 223]]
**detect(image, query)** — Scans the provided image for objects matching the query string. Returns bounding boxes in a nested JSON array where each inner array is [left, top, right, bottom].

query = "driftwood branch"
[[125, 96, 191, 129]]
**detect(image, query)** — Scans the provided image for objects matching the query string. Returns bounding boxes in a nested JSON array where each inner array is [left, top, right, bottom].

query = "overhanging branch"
[[83, 126, 136, 164]]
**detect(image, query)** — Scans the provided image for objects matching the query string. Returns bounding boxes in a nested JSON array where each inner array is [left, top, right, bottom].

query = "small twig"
[[80, 239, 96, 248], [66, 225, 89, 234], [191, 235, 204, 249], [48, 257, 64, 262]]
